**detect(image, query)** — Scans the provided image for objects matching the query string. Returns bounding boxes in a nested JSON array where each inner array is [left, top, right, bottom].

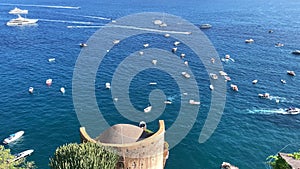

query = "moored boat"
[[105, 82, 111, 89], [258, 93, 270, 98], [12, 149, 34, 162], [189, 99, 200, 105], [28, 87, 34, 94], [3, 131, 24, 144], [252, 79, 258, 84], [287, 70, 296, 76], [60, 87, 65, 94], [181, 72, 191, 78], [292, 50, 300, 55], [79, 43, 87, 47], [200, 24, 212, 29], [144, 105, 152, 113], [230, 84, 238, 91], [245, 39, 254, 43], [46, 79, 52, 86]]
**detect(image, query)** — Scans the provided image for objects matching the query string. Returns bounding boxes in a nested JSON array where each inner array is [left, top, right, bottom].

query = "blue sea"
[[1, 0, 300, 168]]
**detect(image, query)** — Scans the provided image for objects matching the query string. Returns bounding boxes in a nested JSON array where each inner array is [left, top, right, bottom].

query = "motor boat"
[[12, 149, 34, 162], [245, 39, 254, 43], [258, 93, 270, 98], [182, 71, 191, 78], [105, 82, 111, 89], [292, 50, 300, 55], [209, 84, 214, 90], [164, 33, 170, 38], [3, 131, 24, 144], [287, 70, 296, 76], [252, 79, 258, 84], [200, 24, 212, 29], [28, 87, 34, 94], [184, 61, 188, 66], [230, 84, 238, 91], [152, 59, 157, 65], [172, 47, 177, 53], [149, 82, 157, 85], [275, 42, 284, 47], [48, 58, 55, 62], [113, 39, 120, 45], [79, 43, 87, 47], [281, 79, 286, 84], [219, 71, 228, 76], [210, 73, 218, 80], [60, 87, 65, 94], [46, 79, 52, 86], [174, 41, 180, 46], [144, 105, 152, 113], [189, 99, 200, 105], [224, 75, 231, 81], [139, 121, 147, 130], [7, 14, 38, 26], [285, 107, 300, 115], [8, 7, 28, 15], [164, 100, 172, 104], [143, 43, 149, 48]]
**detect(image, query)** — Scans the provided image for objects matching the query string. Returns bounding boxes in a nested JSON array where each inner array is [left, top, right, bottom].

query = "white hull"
[[12, 149, 34, 162], [9, 8, 28, 15], [144, 106, 152, 113], [7, 15, 38, 26], [3, 131, 24, 144]]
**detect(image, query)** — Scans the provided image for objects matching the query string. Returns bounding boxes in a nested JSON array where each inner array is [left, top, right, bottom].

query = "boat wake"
[[39, 19, 93, 25], [67, 24, 192, 35], [67, 25, 103, 29], [58, 13, 112, 21], [247, 108, 288, 115], [0, 3, 80, 9]]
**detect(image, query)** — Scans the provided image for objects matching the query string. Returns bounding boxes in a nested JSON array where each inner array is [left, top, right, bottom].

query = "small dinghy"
[[3, 131, 24, 144]]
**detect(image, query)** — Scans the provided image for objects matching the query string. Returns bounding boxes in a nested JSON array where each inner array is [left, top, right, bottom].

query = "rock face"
[[221, 162, 239, 169]]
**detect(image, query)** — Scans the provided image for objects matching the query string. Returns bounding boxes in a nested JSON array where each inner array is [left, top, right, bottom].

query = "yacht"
[[7, 15, 38, 26], [12, 149, 34, 162], [181, 72, 191, 78], [9, 7, 28, 15], [200, 24, 212, 29], [285, 107, 300, 115]]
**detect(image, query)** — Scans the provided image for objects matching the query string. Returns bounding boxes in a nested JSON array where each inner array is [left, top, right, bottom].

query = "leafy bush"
[[49, 142, 119, 169]]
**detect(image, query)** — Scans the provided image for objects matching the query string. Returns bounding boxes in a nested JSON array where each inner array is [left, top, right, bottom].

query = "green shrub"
[[49, 142, 119, 169]]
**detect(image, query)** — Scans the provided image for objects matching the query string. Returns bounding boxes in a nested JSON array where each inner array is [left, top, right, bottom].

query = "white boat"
[[9, 7, 28, 15], [79, 43, 87, 47], [281, 79, 286, 84], [200, 24, 212, 29], [60, 87, 65, 94], [105, 82, 111, 89], [139, 51, 144, 56], [224, 75, 231, 81], [174, 41, 180, 46], [48, 58, 55, 62], [245, 39, 254, 43], [285, 107, 300, 115], [144, 105, 152, 113], [149, 82, 157, 85], [287, 70, 296, 76], [219, 71, 228, 76], [112, 39, 120, 44], [180, 53, 186, 58], [275, 42, 284, 47], [189, 99, 200, 105], [164, 33, 170, 38], [164, 100, 172, 104], [3, 131, 24, 144], [258, 93, 270, 98], [139, 121, 147, 129], [292, 50, 300, 55], [172, 47, 177, 53], [209, 84, 214, 90], [7, 15, 38, 26], [184, 61, 188, 66], [152, 59, 157, 65], [230, 84, 238, 91], [28, 87, 34, 94], [252, 79, 258, 84], [181, 71, 191, 78], [46, 79, 52, 86], [153, 20, 163, 25], [210, 73, 218, 80], [12, 149, 34, 162], [143, 43, 149, 48]]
